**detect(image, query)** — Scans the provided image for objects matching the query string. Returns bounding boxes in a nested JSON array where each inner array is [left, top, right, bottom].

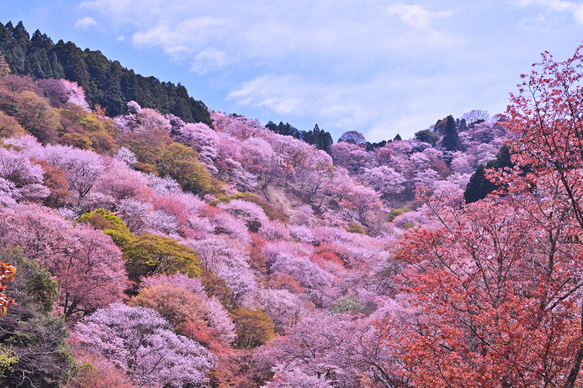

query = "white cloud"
[[386, 4, 452, 29], [131, 16, 228, 69], [225, 70, 489, 142], [66, 1, 582, 142], [518, 0, 583, 24], [191, 49, 227, 75], [227, 74, 307, 115], [74, 16, 98, 30]]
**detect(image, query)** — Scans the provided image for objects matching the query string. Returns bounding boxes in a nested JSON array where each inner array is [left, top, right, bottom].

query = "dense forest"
[[0, 21, 211, 124], [1, 19, 583, 388], [265, 121, 333, 152]]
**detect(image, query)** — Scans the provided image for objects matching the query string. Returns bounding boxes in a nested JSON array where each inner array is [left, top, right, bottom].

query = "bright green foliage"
[[0, 111, 24, 138], [414, 129, 440, 146], [158, 143, 211, 196], [201, 270, 235, 309], [329, 296, 362, 314], [77, 208, 133, 247], [11, 90, 59, 144], [58, 106, 118, 154], [0, 348, 19, 379], [5, 249, 58, 313], [123, 233, 202, 285], [231, 308, 276, 349], [388, 207, 411, 221], [120, 128, 173, 174]]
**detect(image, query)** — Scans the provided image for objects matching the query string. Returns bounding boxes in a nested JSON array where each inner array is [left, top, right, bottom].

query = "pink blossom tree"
[[94, 159, 152, 202], [271, 253, 334, 306], [39, 145, 106, 202], [0, 146, 49, 203], [361, 166, 406, 198], [218, 199, 269, 232], [72, 303, 216, 387], [0, 203, 128, 318]]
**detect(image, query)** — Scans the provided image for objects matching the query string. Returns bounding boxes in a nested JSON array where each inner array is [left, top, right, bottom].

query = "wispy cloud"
[[386, 4, 452, 29], [518, 0, 583, 24], [74, 16, 98, 30]]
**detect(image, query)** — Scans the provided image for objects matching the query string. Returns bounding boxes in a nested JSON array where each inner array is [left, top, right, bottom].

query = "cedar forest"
[[0, 20, 580, 388]]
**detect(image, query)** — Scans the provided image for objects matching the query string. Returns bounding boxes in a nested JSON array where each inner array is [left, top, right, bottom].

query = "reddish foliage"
[[265, 273, 304, 295], [379, 197, 583, 387]]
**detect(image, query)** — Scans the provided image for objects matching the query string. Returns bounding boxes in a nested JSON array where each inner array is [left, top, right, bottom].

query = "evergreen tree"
[[266, 121, 333, 150], [464, 144, 512, 203], [0, 249, 74, 387], [437, 115, 461, 151]]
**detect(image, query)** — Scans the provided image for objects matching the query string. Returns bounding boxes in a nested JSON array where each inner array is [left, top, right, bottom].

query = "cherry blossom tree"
[[257, 311, 398, 387], [187, 236, 256, 304], [0, 204, 128, 318], [462, 109, 490, 124], [271, 253, 334, 306], [113, 146, 138, 166], [0, 146, 49, 203], [174, 122, 219, 173], [338, 130, 366, 145], [65, 350, 139, 388], [59, 223, 129, 318], [361, 166, 406, 198], [39, 144, 106, 202], [330, 141, 370, 173], [72, 304, 216, 387], [218, 199, 269, 232], [94, 159, 152, 202], [60, 79, 91, 111], [134, 273, 236, 343]]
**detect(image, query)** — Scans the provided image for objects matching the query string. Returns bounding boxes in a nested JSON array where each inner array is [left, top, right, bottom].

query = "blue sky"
[[2, 1, 583, 142]]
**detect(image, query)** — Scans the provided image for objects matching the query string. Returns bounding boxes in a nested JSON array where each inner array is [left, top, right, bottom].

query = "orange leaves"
[[0, 261, 16, 317], [379, 195, 583, 387]]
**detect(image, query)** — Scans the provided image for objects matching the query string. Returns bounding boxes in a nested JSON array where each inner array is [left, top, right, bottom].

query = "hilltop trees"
[[436, 115, 461, 151], [265, 122, 333, 151], [0, 21, 211, 125]]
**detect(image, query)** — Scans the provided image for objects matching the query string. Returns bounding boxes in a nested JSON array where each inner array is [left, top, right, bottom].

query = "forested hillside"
[[1, 19, 583, 388], [0, 21, 211, 123]]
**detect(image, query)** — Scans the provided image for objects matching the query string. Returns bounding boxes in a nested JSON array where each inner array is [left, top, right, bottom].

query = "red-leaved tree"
[[378, 43, 583, 388]]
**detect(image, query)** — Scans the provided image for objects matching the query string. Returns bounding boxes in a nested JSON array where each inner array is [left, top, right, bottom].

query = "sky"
[[2, 1, 583, 142]]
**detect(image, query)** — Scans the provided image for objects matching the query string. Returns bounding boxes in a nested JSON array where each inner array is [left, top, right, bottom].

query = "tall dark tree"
[[437, 115, 461, 151], [464, 144, 512, 203]]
